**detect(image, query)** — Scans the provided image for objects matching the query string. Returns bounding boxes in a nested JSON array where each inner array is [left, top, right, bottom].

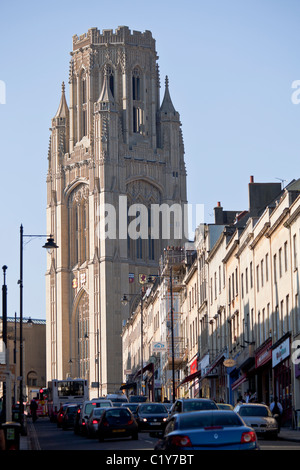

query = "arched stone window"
[[132, 67, 143, 134], [126, 180, 161, 262], [27, 371, 38, 387], [76, 290, 89, 379], [103, 64, 115, 97], [68, 184, 89, 268], [80, 70, 87, 137]]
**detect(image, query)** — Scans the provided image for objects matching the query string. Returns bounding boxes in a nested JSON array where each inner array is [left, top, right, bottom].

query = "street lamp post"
[[1, 266, 8, 422], [147, 270, 176, 403], [84, 329, 100, 397], [19, 224, 58, 429], [169, 266, 176, 403]]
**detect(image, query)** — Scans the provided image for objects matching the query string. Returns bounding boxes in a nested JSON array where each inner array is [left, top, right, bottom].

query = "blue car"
[[154, 410, 259, 450]]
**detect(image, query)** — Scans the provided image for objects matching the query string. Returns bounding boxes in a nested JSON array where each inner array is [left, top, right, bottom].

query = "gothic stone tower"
[[46, 26, 187, 394]]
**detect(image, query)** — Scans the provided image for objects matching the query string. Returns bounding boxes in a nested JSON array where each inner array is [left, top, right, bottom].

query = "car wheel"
[[132, 432, 138, 440], [98, 434, 104, 442]]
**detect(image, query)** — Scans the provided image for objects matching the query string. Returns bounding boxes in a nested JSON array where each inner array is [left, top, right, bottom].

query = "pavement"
[[18, 419, 300, 450], [20, 420, 40, 450]]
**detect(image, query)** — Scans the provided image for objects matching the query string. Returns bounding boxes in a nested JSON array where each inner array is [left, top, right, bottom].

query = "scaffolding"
[[159, 247, 189, 374]]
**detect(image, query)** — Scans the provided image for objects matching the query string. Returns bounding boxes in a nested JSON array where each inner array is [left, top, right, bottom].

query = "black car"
[[136, 403, 169, 433], [129, 395, 148, 403], [121, 402, 139, 418], [62, 404, 81, 430], [98, 407, 138, 441], [170, 398, 218, 416]]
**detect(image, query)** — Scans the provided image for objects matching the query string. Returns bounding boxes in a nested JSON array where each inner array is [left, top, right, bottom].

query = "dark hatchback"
[[98, 407, 138, 441], [136, 403, 169, 433], [62, 404, 81, 430]]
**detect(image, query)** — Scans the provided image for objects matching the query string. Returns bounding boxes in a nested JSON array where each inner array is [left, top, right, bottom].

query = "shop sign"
[[272, 337, 290, 368], [190, 358, 198, 374], [256, 339, 272, 369], [152, 342, 167, 353], [224, 358, 236, 368]]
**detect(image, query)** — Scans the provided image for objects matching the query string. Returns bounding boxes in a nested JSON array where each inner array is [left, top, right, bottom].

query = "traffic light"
[[39, 388, 44, 400]]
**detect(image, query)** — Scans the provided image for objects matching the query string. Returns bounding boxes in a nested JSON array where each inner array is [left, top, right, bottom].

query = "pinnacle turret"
[[160, 76, 176, 114], [54, 82, 69, 119]]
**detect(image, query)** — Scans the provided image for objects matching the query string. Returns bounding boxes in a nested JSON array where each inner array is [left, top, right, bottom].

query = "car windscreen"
[[183, 401, 217, 412], [238, 406, 269, 417], [93, 408, 106, 417], [179, 412, 243, 430], [139, 405, 167, 414], [106, 409, 131, 418]]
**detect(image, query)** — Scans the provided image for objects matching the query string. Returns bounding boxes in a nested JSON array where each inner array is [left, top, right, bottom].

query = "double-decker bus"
[[47, 379, 89, 421]]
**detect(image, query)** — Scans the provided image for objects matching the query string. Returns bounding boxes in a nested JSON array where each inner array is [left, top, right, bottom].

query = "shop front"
[[272, 333, 292, 427], [198, 352, 226, 402], [178, 357, 201, 398], [255, 338, 273, 405]]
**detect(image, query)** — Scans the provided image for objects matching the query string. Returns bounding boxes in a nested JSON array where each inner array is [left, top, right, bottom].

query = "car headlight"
[[143, 418, 147, 422]]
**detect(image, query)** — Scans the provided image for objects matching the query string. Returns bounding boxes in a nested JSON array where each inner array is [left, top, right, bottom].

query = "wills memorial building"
[[46, 26, 187, 394]]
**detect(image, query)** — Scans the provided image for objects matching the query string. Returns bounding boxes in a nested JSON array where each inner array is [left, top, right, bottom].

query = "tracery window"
[[104, 65, 115, 97], [81, 70, 87, 137], [68, 185, 89, 268], [132, 67, 143, 134]]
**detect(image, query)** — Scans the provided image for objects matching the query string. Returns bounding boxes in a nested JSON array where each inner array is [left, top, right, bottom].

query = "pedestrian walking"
[[270, 396, 283, 432], [30, 399, 38, 423], [236, 395, 245, 404]]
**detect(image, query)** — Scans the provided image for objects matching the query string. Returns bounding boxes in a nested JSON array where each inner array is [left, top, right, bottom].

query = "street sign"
[[152, 342, 167, 353]]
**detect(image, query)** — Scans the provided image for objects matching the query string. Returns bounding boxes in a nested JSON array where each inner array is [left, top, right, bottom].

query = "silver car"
[[234, 403, 278, 439]]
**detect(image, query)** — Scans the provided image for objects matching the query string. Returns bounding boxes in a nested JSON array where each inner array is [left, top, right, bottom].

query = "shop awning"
[[199, 353, 225, 382], [120, 382, 137, 391], [133, 362, 154, 379], [178, 370, 201, 387], [231, 373, 247, 391]]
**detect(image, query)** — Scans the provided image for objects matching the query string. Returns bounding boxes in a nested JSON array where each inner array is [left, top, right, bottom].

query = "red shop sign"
[[255, 339, 272, 369]]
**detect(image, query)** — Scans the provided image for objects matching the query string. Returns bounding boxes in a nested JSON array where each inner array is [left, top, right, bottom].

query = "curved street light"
[[19, 224, 58, 431]]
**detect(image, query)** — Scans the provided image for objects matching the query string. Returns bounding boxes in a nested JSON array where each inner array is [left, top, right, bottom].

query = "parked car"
[[106, 394, 129, 406], [121, 402, 139, 418], [86, 407, 109, 438], [136, 403, 169, 433], [98, 407, 138, 441], [62, 404, 81, 431], [170, 398, 218, 416], [78, 399, 113, 434], [234, 403, 278, 439], [155, 410, 259, 451], [217, 403, 234, 410]]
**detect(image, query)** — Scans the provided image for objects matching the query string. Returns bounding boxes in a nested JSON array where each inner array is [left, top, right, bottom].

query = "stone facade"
[[122, 177, 300, 426], [46, 26, 187, 395]]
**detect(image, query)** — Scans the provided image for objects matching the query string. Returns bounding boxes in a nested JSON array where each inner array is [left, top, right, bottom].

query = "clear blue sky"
[[0, 0, 300, 319]]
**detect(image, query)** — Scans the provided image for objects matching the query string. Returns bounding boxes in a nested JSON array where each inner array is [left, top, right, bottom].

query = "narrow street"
[[32, 417, 159, 451], [31, 417, 299, 451]]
